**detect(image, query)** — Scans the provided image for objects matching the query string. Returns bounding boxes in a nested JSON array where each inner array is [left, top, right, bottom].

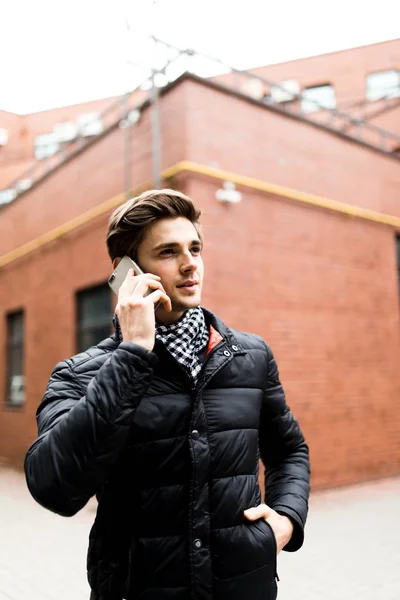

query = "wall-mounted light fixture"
[[215, 181, 242, 204]]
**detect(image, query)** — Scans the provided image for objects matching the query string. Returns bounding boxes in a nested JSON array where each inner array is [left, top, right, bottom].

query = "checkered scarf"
[[156, 307, 209, 382]]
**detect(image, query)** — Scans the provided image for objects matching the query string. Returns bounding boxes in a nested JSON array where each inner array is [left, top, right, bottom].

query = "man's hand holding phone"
[[116, 269, 171, 352]]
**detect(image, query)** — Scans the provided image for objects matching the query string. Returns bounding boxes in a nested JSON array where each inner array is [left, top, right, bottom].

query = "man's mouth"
[[177, 280, 198, 289]]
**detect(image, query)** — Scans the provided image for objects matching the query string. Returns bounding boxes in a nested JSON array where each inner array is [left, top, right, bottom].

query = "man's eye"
[[192, 247, 201, 254], [161, 249, 174, 255]]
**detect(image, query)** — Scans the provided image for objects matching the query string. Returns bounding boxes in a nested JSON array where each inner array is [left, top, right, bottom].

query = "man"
[[25, 189, 310, 600]]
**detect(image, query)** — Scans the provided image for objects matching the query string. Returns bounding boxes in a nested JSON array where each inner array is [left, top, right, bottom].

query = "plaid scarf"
[[155, 307, 209, 383]]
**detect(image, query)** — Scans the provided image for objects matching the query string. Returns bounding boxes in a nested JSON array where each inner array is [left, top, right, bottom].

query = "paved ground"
[[1, 467, 399, 600]]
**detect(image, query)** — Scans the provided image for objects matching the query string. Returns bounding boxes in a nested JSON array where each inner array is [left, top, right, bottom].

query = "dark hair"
[[106, 189, 202, 261]]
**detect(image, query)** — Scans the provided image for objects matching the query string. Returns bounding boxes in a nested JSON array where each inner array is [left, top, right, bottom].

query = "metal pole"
[[122, 93, 132, 200], [151, 38, 162, 188], [151, 73, 162, 188]]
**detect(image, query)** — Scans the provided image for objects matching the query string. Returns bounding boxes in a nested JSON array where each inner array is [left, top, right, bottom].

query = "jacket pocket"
[[214, 562, 277, 600], [254, 518, 279, 581]]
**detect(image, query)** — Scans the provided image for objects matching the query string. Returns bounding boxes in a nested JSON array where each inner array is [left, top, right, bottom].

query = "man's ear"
[[112, 257, 121, 269]]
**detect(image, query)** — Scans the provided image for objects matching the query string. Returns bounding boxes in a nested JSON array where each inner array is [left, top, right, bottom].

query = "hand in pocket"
[[244, 504, 294, 554]]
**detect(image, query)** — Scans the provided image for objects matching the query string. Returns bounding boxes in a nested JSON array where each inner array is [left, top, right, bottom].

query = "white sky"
[[0, 0, 399, 114]]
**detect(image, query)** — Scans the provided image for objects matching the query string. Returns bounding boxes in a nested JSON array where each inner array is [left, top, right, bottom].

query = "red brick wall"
[[182, 78, 400, 218], [2, 76, 399, 261], [185, 176, 400, 488], [247, 39, 400, 108], [0, 125, 126, 257], [367, 105, 400, 138], [0, 173, 399, 491], [0, 217, 112, 467], [0, 76, 399, 491], [0, 95, 142, 191], [215, 39, 400, 150], [0, 83, 187, 258]]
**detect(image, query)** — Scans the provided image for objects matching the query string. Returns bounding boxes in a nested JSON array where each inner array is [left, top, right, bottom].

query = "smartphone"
[[108, 256, 162, 310], [108, 256, 145, 295]]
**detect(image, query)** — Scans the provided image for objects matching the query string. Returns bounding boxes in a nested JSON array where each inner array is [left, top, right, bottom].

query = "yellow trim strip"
[[0, 181, 149, 269], [166, 161, 400, 228], [0, 160, 399, 269]]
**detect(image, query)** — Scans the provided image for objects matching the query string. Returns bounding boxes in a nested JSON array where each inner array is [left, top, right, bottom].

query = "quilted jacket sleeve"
[[24, 342, 157, 517], [258, 344, 310, 552]]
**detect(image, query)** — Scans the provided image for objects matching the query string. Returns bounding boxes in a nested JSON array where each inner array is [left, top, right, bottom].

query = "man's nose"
[[180, 251, 197, 271]]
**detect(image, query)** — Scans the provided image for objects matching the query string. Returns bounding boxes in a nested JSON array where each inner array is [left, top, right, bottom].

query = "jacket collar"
[[112, 308, 245, 356], [201, 307, 245, 356]]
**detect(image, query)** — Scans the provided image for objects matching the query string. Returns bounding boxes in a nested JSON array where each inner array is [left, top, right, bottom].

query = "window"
[[76, 112, 104, 137], [0, 188, 17, 205], [270, 79, 300, 104], [34, 133, 60, 160], [301, 84, 336, 114], [366, 70, 400, 101], [5, 311, 25, 407], [76, 284, 112, 352]]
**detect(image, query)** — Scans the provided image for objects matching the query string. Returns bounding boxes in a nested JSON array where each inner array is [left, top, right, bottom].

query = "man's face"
[[136, 217, 204, 323]]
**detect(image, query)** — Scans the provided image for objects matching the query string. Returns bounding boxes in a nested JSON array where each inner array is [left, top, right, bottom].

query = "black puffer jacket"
[[25, 308, 310, 600]]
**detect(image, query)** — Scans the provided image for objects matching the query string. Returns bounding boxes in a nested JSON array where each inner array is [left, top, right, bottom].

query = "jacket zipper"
[[187, 339, 228, 598], [124, 339, 235, 597], [194, 340, 227, 394], [121, 345, 217, 598]]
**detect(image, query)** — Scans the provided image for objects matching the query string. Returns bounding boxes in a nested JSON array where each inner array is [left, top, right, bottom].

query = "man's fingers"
[[122, 269, 161, 289], [120, 276, 165, 299], [244, 504, 273, 520], [144, 279, 167, 295], [147, 289, 172, 312]]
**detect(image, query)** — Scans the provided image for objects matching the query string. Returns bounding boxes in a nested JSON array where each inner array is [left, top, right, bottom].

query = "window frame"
[[300, 83, 336, 114], [4, 309, 25, 409], [76, 282, 113, 354], [366, 69, 400, 102]]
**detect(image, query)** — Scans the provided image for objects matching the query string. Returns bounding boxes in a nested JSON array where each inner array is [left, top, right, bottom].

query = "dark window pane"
[[8, 312, 24, 344], [9, 345, 24, 377], [77, 283, 112, 352], [6, 311, 25, 407]]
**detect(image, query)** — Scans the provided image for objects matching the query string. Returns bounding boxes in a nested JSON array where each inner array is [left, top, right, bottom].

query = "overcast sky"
[[0, 0, 399, 114]]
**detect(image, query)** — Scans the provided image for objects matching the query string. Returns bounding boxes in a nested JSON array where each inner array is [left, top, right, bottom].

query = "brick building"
[[0, 38, 399, 490]]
